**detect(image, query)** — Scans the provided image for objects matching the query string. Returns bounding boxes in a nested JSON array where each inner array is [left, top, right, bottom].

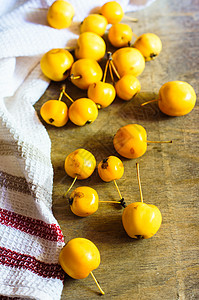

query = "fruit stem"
[[90, 271, 105, 295], [123, 15, 138, 22], [58, 85, 66, 101], [147, 140, 173, 144], [110, 60, 120, 80], [63, 176, 77, 197], [132, 32, 138, 39], [70, 74, 82, 80], [136, 163, 143, 203], [64, 46, 75, 51], [109, 61, 115, 84], [141, 99, 159, 106], [96, 104, 102, 110], [102, 59, 109, 83], [106, 52, 119, 83], [99, 200, 122, 204], [99, 199, 126, 207], [63, 90, 74, 103], [113, 180, 123, 200]]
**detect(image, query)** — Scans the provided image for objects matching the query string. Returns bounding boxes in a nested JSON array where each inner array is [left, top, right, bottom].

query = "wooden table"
[[34, 0, 199, 299]]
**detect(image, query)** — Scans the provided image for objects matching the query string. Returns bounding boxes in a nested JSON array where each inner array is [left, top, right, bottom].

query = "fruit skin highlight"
[[40, 48, 74, 81], [158, 81, 196, 116], [134, 33, 162, 61], [59, 238, 100, 279], [47, 0, 75, 29], [69, 186, 99, 217]]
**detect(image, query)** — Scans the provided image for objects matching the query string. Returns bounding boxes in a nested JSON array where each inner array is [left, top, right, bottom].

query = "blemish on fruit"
[[150, 53, 157, 59], [49, 118, 54, 123], [69, 197, 73, 205], [76, 192, 84, 198], [101, 159, 108, 169], [135, 235, 143, 239]]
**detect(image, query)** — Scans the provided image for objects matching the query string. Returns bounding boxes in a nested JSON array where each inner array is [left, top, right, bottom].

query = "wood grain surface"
[[34, 0, 199, 299]]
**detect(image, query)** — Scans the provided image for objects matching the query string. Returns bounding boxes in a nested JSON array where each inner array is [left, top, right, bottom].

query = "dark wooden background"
[[34, 0, 199, 299]]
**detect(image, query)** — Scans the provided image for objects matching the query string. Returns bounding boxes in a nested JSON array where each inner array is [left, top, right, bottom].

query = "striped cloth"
[[0, 0, 156, 299]]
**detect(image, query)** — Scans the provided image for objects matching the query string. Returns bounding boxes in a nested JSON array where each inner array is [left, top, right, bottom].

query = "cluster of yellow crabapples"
[[39, 0, 197, 295], [61, 147, 163, 295]]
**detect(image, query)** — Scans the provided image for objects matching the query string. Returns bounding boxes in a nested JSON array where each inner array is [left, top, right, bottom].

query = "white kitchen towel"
[[0, 0, 156, 299]]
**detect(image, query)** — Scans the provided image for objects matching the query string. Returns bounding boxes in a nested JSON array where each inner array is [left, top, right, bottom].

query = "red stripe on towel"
[[0, 208, 64, 242], [0, 247, 65, 280]]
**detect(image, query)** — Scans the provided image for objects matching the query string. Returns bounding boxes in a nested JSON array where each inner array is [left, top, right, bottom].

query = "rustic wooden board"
[[34, 0, 199, 299]]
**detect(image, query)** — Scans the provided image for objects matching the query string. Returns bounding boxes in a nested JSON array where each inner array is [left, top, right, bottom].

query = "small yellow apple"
[[47, 0, 74, 29], [75, 32, 106, 61], [40, 48, 74, 81]]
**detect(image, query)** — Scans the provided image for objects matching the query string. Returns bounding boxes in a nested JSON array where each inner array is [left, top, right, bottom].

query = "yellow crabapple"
[[40, 48, 74, 81], [68, 98, 98, 126], [112, 47, 145, 77], [100, 1, 124, 24], [80, 14, 108, 36], [75, 32, 106, 61], [122, 163, 162, 239], [108, 23, 133, 48], [134, 33, 162, 61], [115, 74, 141, 100], [88, 81, 116, 108], [59, 238, 105, 294], [70, 58, 103, 90], [47, 0, 74, 29]]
